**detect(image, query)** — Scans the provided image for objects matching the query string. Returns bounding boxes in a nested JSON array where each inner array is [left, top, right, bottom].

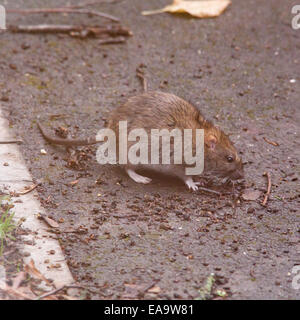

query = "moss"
[[247, 109, 255, 119], [24, 75, 51, 90]]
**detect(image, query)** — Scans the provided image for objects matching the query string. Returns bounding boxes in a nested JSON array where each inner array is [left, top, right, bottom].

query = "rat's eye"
[[226, 155, 234, 163]]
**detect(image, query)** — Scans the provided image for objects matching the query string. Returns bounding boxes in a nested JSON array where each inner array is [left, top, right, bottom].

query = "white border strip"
[[0, 107, 74, 288]]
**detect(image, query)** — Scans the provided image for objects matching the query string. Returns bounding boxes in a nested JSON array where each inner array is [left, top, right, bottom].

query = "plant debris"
[[136, 65, 148, 92], [24, 259, 52, 286], [196, 273, 215, 300], [37, 213, 59, 229], [98, 36, 127, 45], [0, 258, 82, 300], [15, 184, 38, 196], [142, 0, 231, 18], [263, 137, 279, 146], [55, 126, 69, 139], [9, 24, 132, 39], [262, 172, 271, 206]]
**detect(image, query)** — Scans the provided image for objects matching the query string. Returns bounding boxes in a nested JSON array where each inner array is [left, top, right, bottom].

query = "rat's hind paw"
[[184, 177, 199, 191], [126, 169, 152, 184]]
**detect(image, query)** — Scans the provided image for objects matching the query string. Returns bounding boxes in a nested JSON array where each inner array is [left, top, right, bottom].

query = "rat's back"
[[107, 91, 201, 132]]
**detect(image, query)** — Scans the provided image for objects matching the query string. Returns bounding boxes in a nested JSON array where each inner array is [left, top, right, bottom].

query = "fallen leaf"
[[147, 285, 161, 294], [242, 189, 261, 201], [38, 213, 59, 228], [69, 179, 79, 186], [142, 0, 231, 18], [24, 259, 52, 286]]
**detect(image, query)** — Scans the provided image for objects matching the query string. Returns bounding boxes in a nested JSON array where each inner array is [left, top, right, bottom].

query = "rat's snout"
[[229, 160, 244, 180], [230, 167, 244, 180], [233, 170, 244, 180], [231, 157, 244, 180]]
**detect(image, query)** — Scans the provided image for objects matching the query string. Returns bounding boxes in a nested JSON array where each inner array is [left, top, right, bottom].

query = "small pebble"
[[247, 207, 255, 214]]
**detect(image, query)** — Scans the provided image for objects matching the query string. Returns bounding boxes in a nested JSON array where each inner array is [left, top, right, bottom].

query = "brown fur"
[[38, 91, 244, 180]]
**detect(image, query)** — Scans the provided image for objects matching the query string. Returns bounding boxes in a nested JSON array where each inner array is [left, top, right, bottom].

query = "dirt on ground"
[[0, 0, 299, 299]]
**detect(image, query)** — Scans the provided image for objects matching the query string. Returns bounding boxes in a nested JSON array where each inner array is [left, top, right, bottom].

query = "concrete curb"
[[0, 108, 74, 288]]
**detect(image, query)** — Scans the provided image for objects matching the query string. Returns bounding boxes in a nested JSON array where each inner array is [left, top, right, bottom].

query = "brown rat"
[[38, 91, 244, 190]]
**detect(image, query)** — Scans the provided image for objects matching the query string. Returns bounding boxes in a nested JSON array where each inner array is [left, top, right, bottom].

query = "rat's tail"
[[37, 121, 98, 147]]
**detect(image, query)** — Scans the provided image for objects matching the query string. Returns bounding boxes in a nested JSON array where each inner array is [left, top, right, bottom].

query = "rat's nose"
[[230, 169, 244, 180]]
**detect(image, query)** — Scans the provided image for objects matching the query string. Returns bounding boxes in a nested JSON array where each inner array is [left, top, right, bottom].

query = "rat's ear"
[[198, 114, 205, 124], [205, 134, 217, 150]]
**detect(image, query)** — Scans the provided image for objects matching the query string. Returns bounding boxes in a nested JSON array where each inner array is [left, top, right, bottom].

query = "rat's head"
[[203, 122, 244, 181]]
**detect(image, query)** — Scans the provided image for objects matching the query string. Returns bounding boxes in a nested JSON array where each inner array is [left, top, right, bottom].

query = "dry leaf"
[[24, 259, 52, 286], [69, 179, 79, 186], [38, 213, 59, 228], [147, 285, 161, 294], [142, 0, 231, 18], [242, 189, 261, 201]]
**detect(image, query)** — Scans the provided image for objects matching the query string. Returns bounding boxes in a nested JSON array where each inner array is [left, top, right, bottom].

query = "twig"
[[98, 36, 126, 45], [35, 284, 84, 300], [136, 66, 148, 92], [112, 214, 138, 219], [263, 137, 279, 147], [198, 186, 221, 196], [49, 114, 68, 120], [7, 8, 119, 22], [262, 172, 271, 206], [9, 24, 132, 38], [16, 184, 38, 196], [0, 140, 23, 144]]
